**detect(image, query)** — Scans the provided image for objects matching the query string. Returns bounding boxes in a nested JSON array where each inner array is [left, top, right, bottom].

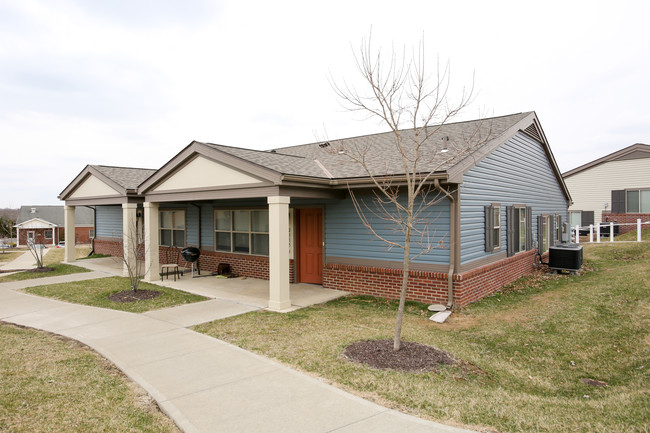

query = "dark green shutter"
[[506, 206, 515, 257], [485, 205, 493, 252], [582, 211, 594, 227]]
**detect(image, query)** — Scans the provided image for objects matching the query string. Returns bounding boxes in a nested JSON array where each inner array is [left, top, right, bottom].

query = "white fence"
[[572, 218, 646, 243]]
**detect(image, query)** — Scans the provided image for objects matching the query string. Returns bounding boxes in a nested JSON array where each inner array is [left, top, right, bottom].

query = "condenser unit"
[[548, 244, 583, 272]]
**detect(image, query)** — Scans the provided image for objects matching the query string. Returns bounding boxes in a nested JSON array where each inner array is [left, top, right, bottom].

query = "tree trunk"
[[393, 221, 412, 351]]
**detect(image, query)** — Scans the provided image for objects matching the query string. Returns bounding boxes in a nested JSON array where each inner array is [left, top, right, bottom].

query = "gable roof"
[[16, 205, 94, 226], [562, 143, 650, 178], [59, 164, 156, 204]]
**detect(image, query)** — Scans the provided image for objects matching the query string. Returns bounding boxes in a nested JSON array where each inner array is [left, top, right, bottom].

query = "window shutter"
[[506, 206, 515, 257], [582, 211, 595, 227], [485, 205, 494, 252], [550, 214, 556, 245], [537, 215, 544, 252], [525, 207, 533, 251], [611, 190, 626, 213]]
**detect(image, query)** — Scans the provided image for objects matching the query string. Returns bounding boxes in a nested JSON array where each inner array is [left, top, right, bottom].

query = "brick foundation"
[[324, 250, 538, 307], [601, 212, 650, 234], [94, 238, 124, 257]]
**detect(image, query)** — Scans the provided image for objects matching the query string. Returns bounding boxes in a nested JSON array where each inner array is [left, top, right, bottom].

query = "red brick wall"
[[75, 227, 93, 244], [94, 238, 124, 256], [323, 250, 538, 307], [601, 212, 650, 234], [18, 228, 57, 246]]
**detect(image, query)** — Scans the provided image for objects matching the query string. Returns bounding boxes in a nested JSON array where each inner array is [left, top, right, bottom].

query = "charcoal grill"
[[181, 247, 201, 277]]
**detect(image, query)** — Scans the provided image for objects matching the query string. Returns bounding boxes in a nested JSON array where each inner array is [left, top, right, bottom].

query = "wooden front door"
[[297, 208, 323, 284]]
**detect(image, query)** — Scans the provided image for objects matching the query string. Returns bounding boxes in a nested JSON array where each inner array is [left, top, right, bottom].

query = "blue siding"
[[460, 132, 568, 264], [325, 192, 451, 264], [96, 205, 122, 238]]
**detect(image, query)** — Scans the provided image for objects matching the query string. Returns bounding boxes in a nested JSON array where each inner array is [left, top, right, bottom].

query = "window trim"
[[484, 203, 502, 252], [625, 188, 650, 213], [507, 204, 532, 257], [538, 214, 552, 253], [214, 209, 270, 256], [159, 209, 186, 247]]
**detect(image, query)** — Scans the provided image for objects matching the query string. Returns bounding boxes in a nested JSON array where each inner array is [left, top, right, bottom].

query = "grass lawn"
[[0, 322, 180, 433], [0, 251, 22, 262], [0, 246, 92, 283], [194, 242, 650, 433], [23, 277, 208, 313]]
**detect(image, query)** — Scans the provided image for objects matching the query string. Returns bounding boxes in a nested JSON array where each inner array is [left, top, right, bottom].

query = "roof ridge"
[[201, 142, 308, 159], [272, 112, 530, 151], [93, 164, 157, 171]]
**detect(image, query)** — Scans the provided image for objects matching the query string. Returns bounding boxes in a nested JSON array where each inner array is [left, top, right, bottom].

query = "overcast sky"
[[1, 0, 648, 208]]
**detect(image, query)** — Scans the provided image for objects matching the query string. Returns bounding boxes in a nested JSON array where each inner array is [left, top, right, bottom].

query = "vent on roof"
[[30, 208, 36, 214], [319, 142, 330, 148], [523, 123, 542, 142]]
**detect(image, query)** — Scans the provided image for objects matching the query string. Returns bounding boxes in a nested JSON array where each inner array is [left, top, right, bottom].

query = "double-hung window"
[[484, 204, 501, 252], [507, 205, 532, 256], [215, 209, 269, 256], [626, 189, 650, 213], [538, 214, 552, 253], [160, 210, 186, 247]]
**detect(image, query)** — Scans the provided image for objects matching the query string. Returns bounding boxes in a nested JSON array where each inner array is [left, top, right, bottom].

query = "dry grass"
[[0, 322, 180, 433], [195, 243, 650, 433], [0, 251, 22, 262]]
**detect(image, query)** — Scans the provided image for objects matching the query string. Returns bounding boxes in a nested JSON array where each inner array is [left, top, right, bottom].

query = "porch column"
[[64, 205, 76, 263], [122, 203, 138, 277], [268, 196, 291, 311], [143, 202, 160, 282]]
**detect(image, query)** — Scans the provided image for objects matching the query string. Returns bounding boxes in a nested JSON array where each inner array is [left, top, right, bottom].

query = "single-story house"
[[59, 112, 570, 310], [15, 205, 94, 247], [563, 143, 650, 233]]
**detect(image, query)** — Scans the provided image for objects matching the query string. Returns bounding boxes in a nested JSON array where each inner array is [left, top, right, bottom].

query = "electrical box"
[[548, 244, 583, 272]]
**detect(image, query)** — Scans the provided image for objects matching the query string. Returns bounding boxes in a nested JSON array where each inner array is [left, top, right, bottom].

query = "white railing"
[[573, 218, 647, 243]]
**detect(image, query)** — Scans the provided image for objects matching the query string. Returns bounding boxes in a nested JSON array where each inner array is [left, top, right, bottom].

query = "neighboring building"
[[59, 112, 570, 309], [563, 143, 650, 233], [15, 206, 95, 246]]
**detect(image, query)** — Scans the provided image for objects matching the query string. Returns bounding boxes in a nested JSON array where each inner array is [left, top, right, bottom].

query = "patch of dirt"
[[27, 267, 55, 273], [580, 378, 608, 387], [108, 290, 161, 303], [343, 339, 456, 372]]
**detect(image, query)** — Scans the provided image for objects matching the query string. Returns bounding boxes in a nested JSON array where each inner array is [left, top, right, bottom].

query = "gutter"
[[434, 179, 455, 309]]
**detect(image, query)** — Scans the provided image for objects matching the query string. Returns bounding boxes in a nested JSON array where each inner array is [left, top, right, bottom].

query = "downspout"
[[85, 206, 96, 256], [434, 179, 455, 309]]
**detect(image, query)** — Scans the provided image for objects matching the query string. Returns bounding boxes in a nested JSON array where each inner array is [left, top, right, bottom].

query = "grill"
[[181, 247, 200, 263], [181, 247, 201, 277]]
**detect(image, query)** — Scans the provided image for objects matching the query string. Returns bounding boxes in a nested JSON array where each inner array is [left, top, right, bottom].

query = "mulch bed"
[[108, 290, 162, 303], [343, 339, 456, 372], [27, 267, 55, 273]]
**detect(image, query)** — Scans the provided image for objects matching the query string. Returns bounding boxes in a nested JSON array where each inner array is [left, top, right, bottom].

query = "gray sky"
[[1, 0, 649, 208]]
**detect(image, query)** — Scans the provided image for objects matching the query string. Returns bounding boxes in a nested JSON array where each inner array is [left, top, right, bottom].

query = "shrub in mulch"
[[108, 290, 162, 303], [343, 339, 456, 373]]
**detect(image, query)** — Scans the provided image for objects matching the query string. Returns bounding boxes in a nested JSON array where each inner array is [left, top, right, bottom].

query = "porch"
[[78, 257, 348, 312]]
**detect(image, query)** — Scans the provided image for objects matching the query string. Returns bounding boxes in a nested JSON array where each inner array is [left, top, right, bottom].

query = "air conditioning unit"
[[548, 244, 583, 272]]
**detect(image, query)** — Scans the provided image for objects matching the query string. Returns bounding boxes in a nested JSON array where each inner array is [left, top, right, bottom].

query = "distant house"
[[15, 206, 94, 247], [563, 143, 650, 233], [59, 112, 570, 309]]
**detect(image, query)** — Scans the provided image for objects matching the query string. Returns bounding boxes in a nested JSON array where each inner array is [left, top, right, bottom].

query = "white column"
[[16, 227, 20, 247], [51, 226, 56, 246], [143, 202, 160, 282], [575, 225, 580, 244], [268, 196, 291, 311], [122, 203, 138, 277], [64, 205, 76, 263]]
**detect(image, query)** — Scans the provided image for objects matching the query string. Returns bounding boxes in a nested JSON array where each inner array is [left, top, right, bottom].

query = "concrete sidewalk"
[[0, 273, 477, 432]]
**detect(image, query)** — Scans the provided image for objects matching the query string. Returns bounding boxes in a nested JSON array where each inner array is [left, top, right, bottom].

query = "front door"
[[298, 208, 323, 284]]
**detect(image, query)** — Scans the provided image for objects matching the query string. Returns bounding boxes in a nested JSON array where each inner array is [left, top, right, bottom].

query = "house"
[[15, 205, 94, 247], [563, 143, 650, 233], [59, 112, 570, 310]]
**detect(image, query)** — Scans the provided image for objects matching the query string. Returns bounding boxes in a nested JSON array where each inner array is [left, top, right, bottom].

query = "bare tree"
[[119, 221, 149, 292], [332, 35, 485, 351], [27, 239, 46, 269]]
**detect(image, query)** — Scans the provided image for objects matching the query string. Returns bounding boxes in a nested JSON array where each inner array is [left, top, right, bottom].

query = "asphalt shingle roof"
[[92, 165, 157, 190], [17, 206, 94, 226], [202, 112, 531, 179]]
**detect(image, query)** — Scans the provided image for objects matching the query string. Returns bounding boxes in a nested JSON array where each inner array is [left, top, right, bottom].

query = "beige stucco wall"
[[69, 175, 120, 198], [565, 157, 650, 224], [153, 156, 262, 192]]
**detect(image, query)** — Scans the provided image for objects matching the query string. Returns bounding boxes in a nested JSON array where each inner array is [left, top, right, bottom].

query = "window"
[[160, 210, 185, 247], [89, 229, 95, 238], [507, 205, 532, 256], [555, 214, 562, 243], [626, 189, 650, 213], [484, 204, 501, 252], [538, 215, 552, 253], [215, 209, 269, 256], [45, 230, 52, 240]]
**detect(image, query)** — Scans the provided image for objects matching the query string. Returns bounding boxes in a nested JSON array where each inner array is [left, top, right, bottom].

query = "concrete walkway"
[[0, 260, 477, 433]]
